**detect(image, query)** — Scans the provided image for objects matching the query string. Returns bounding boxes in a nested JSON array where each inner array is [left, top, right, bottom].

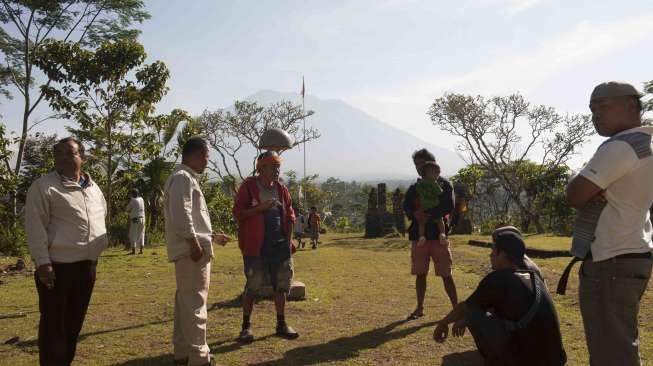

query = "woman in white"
[[126, 188, 146, 254]]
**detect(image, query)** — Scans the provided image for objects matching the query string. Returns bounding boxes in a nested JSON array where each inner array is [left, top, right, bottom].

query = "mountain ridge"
[[229, 90, 466, 180]]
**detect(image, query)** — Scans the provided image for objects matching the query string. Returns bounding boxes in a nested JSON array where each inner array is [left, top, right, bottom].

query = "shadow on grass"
[[13, 318, 173, 352], [13, 295, 245, 353], [110, 353, 176, 366], [330, 236, 366, 241], [248, 319, 436, 366], [441, 350, 483, 366], [210, 334, 275, 355], [208, 295, 242, 310]]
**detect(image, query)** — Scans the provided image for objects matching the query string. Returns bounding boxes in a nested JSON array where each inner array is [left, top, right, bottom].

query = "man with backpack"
[[433, 231, 566, 365]]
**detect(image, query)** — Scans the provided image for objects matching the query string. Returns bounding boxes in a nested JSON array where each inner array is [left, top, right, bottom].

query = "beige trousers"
[[173, 254, 211, 365]]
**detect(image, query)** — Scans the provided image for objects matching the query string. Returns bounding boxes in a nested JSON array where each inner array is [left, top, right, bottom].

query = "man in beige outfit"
[[164, 137, 228, 366]]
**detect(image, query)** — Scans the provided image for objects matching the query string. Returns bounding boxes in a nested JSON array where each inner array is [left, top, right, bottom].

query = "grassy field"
[[1, 233, 652, 365]]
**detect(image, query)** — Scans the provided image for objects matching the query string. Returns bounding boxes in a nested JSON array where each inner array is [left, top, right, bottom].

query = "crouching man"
[[433, 231, 566, 365]]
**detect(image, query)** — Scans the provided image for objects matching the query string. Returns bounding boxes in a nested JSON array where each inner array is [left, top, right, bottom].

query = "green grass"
[[464, 233, 571, 252], [0, 233, 651, 365]]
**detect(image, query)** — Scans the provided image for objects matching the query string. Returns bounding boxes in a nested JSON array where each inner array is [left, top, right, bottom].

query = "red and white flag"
[[300, 76, 305, 98]]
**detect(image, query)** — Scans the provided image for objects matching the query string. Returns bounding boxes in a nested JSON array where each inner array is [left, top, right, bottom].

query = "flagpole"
[[302, 76, 307, 211]]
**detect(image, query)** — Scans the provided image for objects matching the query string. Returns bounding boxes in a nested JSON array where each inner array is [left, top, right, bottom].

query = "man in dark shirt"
[[403, 149, 458, 320], [433, 231, 566, 366]]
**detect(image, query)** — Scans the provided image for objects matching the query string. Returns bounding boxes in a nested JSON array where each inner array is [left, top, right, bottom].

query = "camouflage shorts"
[[243, 256, 294, 297]]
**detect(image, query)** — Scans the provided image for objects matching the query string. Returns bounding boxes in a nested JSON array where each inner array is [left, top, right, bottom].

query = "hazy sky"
[[3, 0, 653, 169]]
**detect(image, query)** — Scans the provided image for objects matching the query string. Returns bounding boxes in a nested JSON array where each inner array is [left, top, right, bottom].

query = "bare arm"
[[433, 302, 468, 343], [566, 175, 604, 209]]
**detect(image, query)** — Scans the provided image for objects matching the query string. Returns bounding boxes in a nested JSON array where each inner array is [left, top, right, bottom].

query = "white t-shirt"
[[127, 197, 145, 219], [578, 126, 653, 261]]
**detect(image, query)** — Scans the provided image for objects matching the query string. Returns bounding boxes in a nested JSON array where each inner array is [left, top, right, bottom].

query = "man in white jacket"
[[126, 188, 145, 254], [164, 137, 228, 366], [25, 137, 108, 366]]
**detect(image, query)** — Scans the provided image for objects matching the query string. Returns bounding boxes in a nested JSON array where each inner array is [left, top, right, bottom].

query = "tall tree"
[[198, 100, 317, 192], [34, 39, 170, 222], [428, 93, 594, 232], [137, 109, 190, 230], [0, 0, 148, 220]]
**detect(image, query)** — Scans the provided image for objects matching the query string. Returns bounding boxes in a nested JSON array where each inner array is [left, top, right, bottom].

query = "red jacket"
[[233, 176, 295, 256]]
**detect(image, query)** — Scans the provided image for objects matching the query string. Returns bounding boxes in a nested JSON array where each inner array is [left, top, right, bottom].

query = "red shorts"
[[410, 240, 453, 277]]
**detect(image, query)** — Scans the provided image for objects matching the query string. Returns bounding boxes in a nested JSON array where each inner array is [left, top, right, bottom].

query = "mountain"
[[225, 90, 465, 180]]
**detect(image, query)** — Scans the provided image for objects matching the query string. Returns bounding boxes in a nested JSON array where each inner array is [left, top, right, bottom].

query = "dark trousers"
[[35, 260, 97, 366], [466, 308, 517, 366]]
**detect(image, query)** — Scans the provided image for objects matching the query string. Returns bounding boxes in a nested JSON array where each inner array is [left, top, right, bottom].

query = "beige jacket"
[[24, 172, 108, 266], [164, 164, 213, 261]]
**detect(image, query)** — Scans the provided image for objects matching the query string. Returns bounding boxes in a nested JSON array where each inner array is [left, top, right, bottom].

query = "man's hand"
[[433, 322, 449, 343], [589, 190, 607, 205], [37, 264, 55, 289], [452, 318, 466, 337], [212, 233, 231, 246], [257, 199, 278, 212], [439, 233, 449, 245], [186, 237, 204, 262]]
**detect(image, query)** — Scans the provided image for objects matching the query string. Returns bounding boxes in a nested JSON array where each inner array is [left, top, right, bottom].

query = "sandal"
[[406, 310, 424, 321]]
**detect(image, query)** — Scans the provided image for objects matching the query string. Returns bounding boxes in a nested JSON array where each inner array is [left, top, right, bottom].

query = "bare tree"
[[428, 93, 594, 232], [198, 100, 318, 192]]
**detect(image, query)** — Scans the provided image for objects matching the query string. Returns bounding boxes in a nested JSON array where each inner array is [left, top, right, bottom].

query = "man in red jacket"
[[233, 151, 298, 344]]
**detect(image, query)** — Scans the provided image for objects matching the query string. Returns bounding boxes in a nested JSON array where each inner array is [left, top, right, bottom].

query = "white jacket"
[[24, 172, 108, 266], [163, 164, 213, 261]]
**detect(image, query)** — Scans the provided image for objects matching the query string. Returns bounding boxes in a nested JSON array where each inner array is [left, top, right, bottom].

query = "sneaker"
[[237, 327, 254, 344], [276, 323, 299, 339]]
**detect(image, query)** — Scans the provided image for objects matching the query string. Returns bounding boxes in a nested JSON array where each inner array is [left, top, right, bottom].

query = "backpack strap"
[[505, 271, 542, 332]]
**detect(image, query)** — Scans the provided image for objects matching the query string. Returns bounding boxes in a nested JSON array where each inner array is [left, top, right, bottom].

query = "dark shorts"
[[309, 227, 320, 240], [243, 256, 294, 297]]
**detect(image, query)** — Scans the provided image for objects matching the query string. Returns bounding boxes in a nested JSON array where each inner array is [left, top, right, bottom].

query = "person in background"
[[403, 149, 458, 320], [308, 206, 321, 249], [126, 188, 145, 255], [294, 209, 306, 249]]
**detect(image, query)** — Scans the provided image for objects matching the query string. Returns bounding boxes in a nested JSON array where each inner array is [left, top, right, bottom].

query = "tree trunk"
[[149, 196, 159, 232], [533, 215, 545, 234], [520, 212, 530, 233], [105, 120, 113, 226]]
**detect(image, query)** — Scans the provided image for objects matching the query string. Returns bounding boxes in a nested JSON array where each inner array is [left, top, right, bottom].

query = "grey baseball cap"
[[590, 81, 642, 102]]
